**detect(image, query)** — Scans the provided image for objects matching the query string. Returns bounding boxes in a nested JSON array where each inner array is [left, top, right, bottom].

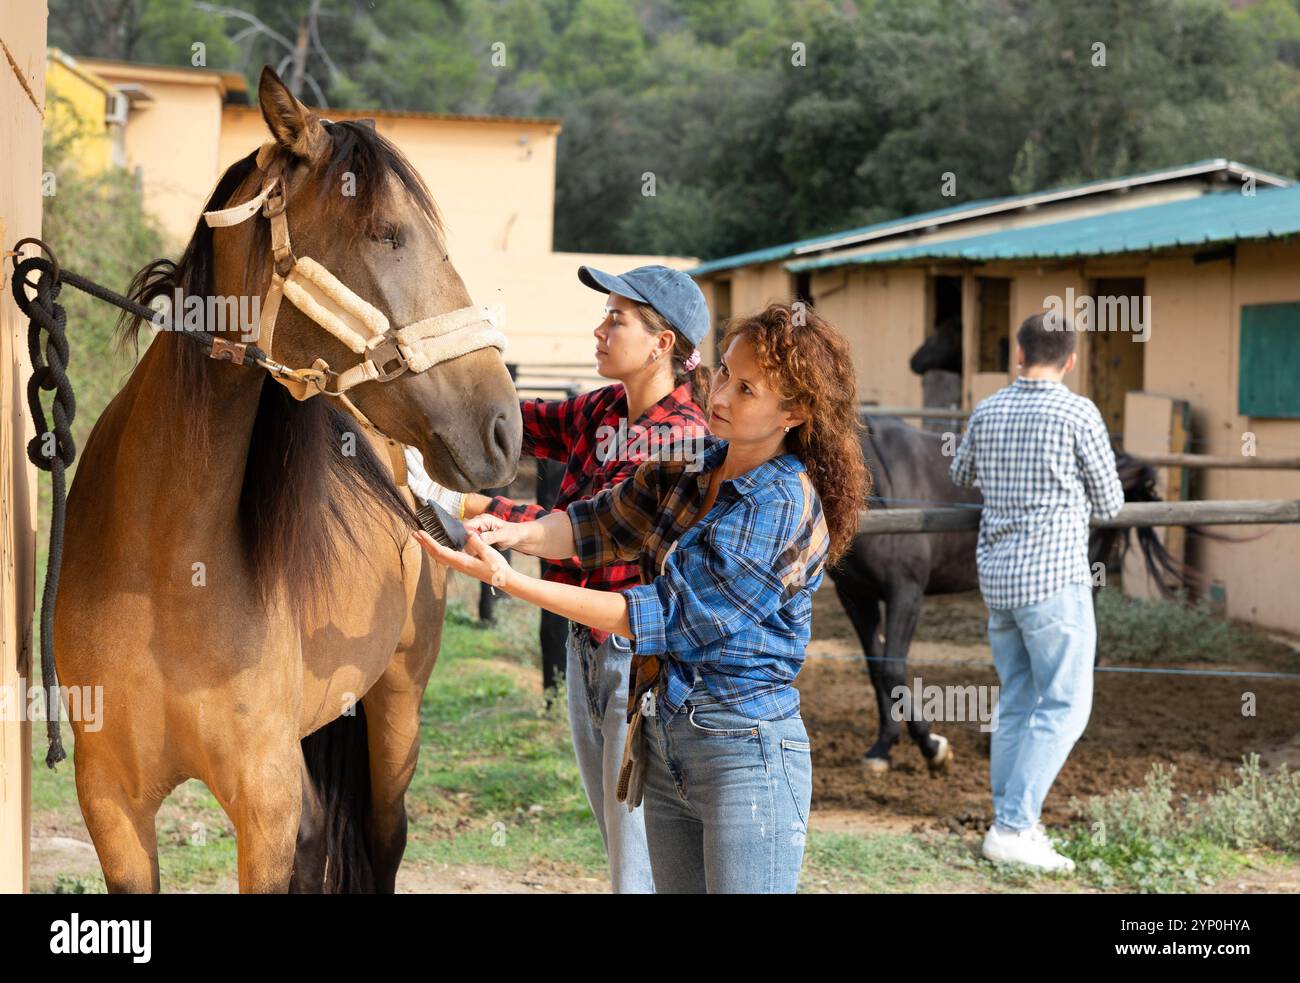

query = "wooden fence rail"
[[1136, 454, 1300, 470], [860, 406, 972, 420], [858, 499, 1300, 534]]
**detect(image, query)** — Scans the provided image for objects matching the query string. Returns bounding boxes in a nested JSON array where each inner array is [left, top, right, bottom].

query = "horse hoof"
[[865, 756, 891, 774], [926, 734, 952, 773]]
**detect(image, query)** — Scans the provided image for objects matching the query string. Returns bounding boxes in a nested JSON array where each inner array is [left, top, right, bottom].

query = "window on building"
[[794, 272, 813, 306], [1240, 302, 1300, 417]]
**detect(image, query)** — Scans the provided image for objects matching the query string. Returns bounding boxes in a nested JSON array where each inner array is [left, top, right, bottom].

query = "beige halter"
[[201, 141, 507, 485]]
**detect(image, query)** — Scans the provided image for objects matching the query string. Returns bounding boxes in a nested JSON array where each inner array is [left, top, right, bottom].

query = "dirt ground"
[[802, 588, 1300, 832]]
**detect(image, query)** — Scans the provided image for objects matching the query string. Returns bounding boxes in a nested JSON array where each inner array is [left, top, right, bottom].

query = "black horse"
[[829, 414, 1192, 774]]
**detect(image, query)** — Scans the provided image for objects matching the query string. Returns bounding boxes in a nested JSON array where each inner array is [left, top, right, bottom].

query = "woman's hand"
[[462, 513, 527, 551], [411, 529, 513, 589]]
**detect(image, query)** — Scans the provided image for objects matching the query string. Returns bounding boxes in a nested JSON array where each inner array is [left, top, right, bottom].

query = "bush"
[[1062, 755, 1300, 891], [1095, 587, 1294, 666]]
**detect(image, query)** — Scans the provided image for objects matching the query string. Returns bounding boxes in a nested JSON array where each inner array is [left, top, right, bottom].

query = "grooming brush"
[[413, 500, 501, 596], [414, 500, 470, 550]]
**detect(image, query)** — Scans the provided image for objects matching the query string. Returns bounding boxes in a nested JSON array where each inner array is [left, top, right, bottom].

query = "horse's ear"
[[257, 66, 328, 161]]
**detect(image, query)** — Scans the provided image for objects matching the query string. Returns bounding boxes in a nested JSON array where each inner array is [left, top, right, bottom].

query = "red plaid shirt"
[[485, 381, 708, 646]]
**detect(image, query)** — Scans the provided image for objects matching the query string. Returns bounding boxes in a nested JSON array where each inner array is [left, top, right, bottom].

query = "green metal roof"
[[686, 158, 1291, 278], [785, 184, 1300, 271]]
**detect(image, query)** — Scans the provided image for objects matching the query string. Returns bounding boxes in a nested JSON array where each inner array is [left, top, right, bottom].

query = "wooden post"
[[1, 1, 48, 895]]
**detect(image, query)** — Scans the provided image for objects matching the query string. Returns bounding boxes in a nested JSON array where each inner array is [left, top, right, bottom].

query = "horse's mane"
[[112, 122, 435, 620]]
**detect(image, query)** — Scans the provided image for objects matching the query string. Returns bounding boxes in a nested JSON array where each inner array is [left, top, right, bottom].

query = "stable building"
[[690, 170, 1300, 637]]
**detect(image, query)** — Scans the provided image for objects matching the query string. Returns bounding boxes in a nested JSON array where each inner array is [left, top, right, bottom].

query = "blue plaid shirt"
[[567, 436, 830, 722]]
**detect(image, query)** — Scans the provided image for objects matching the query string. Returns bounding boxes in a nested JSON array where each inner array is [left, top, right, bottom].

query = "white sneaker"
[[981, 822, 1075, 873]]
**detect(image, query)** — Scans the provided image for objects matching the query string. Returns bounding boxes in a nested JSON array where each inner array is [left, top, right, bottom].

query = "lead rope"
[[8, 239, 272, 768]]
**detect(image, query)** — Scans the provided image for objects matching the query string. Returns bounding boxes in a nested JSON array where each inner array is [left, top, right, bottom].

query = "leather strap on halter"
[[201, 141, 507, 484]]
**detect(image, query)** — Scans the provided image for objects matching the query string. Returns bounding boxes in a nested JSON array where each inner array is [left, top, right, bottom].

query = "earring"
[[783, 426, 790, 433]]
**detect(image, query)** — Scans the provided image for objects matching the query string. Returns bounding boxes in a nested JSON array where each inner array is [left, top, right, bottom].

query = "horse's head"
[[909, 315, 963, 375], [212, 67, 520, 490]]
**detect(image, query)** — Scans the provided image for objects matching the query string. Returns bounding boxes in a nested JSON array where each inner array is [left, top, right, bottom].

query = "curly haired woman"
[[414, 302, 871, 893]]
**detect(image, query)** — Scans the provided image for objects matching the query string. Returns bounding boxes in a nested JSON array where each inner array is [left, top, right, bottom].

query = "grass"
[[1058, 756, 1300, 892], [1094, 588, 1298, 668], [910, 585, 1296, 669]]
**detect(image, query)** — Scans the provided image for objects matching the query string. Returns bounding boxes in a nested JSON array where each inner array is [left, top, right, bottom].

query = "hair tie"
[[683, 348, 701, 371]]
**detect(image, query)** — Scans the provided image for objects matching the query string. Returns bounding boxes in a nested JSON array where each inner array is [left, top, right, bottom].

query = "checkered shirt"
[[949, 377, 1124, 609]]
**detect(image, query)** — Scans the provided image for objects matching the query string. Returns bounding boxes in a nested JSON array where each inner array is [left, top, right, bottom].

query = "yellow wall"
[[44, 52, 113, 174], [3, 0, 48, 896]]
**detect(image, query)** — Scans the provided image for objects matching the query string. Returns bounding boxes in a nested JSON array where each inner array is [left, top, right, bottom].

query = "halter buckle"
[[272, 245, 296, 277], [368, 336, 408, 382], [263, 189, 286, 219], [209, 337, 247, 364]]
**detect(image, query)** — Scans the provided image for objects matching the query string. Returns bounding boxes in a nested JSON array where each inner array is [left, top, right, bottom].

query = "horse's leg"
[[74, 740, 165, 893], [831, 573, 898, 770], [363, 555, 442, 893], [883, 581, 952, 772], [208, 741, 304, 893]]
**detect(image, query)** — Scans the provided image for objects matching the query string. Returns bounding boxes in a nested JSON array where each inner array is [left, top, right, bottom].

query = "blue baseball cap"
[[578, 264, 710, 348]]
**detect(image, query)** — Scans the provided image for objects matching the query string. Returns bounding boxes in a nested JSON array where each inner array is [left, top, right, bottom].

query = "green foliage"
[[1093, 587, 1297, 666], [1062, 756, 1300, 891], [46, 0, 1300, 273]]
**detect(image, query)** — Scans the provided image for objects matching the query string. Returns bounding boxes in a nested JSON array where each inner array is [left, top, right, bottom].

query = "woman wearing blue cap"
[[405, 264, 710, 893], [414, 302, 870, 893]]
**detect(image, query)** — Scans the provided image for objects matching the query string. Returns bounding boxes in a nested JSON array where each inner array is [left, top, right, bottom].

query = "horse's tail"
[[299, 702, 376, 893], [1108, 451, 1207, 599]]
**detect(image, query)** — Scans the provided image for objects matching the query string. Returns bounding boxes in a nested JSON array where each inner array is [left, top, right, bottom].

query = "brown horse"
[[51, 67, 521, 893]]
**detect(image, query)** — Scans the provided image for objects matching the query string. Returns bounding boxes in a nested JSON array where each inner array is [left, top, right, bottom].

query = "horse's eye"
[[377, 224, 401, 248]]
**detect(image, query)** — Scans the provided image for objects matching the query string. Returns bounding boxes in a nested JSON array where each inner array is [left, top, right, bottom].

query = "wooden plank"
[[860, 406, 972, 419], [1133, 453, 1300, 469], [1, 0, 47, 896], [857, 499, 1300, 534]]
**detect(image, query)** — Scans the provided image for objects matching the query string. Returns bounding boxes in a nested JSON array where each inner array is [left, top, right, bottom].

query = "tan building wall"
[[217, 106, 560, 261], [812, 266, 926, 407], [458, 251, 696, 373], [1139, 241, 1300, 633], [78, 60, 228, 247], [2, 0, 48, 895]]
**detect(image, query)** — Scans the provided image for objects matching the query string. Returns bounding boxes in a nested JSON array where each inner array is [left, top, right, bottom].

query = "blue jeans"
[[641, 675, 812, 893], [565, 624, 656, 893], [987, 581, 1095, 831]]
